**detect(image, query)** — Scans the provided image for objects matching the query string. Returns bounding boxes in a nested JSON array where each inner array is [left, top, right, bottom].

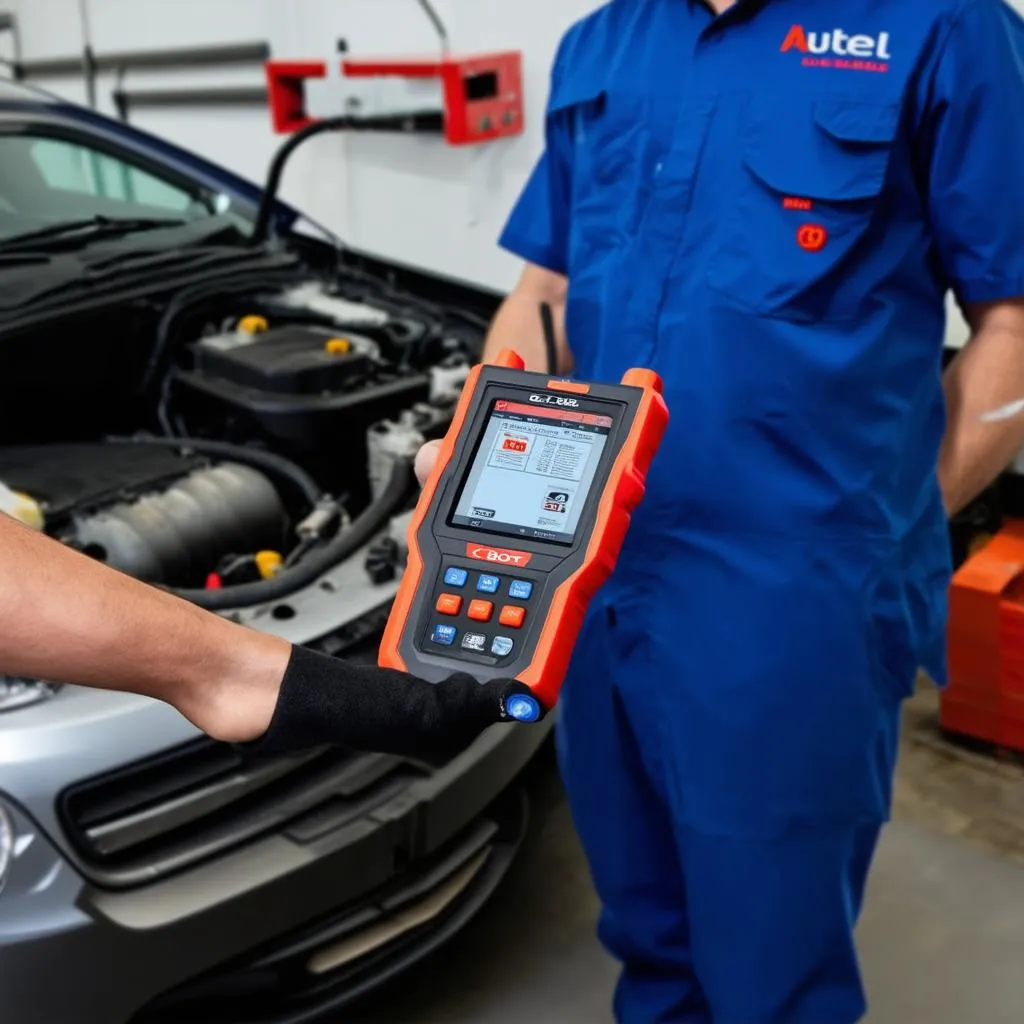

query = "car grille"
[[58, 737, 428, 889], [130, 791, 529, 1024]]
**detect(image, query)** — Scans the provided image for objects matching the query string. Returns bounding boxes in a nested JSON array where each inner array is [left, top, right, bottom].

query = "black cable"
[[416, 0, 450, 54], [540, 302, 558, 375], [250, 113, 445, 247], [105, 435, 324, 508], [169, 457, 414, 611], [251, 117, 351, 247]]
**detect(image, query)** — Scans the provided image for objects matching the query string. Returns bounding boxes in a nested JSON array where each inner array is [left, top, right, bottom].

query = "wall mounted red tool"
[[264, 51, 524, 145]]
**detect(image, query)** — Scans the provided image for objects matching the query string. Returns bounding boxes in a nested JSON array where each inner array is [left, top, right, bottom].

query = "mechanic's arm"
[[918, 3, 1024, 516], [939, 300, 1024, 515], [414, 263, 571, 486], [0, 512, 533, 751], [481, 263, 571, 372]]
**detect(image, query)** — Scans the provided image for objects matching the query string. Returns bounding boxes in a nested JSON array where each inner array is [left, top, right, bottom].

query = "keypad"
[[426, 565, 537, 663]]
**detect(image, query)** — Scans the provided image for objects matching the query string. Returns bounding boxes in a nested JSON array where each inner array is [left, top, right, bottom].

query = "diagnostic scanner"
[[379, 349, 669, 716]]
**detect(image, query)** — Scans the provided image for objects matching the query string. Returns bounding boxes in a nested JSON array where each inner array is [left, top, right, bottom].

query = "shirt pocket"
[[707, 98, 901, 324], [549, 71, 654, 269]]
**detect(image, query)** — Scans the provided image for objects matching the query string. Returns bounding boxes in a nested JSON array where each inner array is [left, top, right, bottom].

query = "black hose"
[[170, 457, 414, 611], [106, 435, 323, 508], [540, 301, 558, 375], [250, 113, 445, 247], [417, 0, 450, 54]]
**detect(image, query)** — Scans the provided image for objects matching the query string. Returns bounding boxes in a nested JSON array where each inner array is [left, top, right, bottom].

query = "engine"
[[0, 443, 288, 587], [0, 272, 479, 604], [156, 279, 473, 510]]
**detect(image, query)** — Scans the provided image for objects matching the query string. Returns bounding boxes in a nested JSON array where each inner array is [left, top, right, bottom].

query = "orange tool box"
[[943, 520, 1024, 750]]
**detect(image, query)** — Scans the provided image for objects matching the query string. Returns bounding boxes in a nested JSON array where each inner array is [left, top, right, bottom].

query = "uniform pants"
[[558, 591, 900, 1024]]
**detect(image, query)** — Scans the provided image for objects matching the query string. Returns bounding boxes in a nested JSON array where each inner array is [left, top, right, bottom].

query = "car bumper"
[[0, 717, 551, 1024]]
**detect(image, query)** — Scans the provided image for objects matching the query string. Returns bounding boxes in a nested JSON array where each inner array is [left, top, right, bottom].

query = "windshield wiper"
[[0, 216, 188, 252], [0, 252, 52, 266]]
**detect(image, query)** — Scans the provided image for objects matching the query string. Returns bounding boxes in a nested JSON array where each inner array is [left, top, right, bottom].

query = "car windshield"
[[0, 129, 249, 243]]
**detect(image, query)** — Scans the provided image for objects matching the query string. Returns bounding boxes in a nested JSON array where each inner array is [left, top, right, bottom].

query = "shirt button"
[[654, 161, 663, 176]]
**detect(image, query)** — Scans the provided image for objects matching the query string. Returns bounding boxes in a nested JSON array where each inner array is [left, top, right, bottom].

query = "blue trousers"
[[558, 544, 909, 1023]]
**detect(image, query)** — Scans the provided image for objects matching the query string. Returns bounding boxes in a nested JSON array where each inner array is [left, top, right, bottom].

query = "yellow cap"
[[325, 337, 352, 355], [237, 315, 269, 335], [10, 491, 44, 530], [255, 550, 284, 579]]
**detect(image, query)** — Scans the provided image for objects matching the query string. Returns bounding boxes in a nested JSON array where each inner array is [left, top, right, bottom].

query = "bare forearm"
[[0, 513, 289, 740], [940, 301, 1024, 515], [482, 265, 571, 372]]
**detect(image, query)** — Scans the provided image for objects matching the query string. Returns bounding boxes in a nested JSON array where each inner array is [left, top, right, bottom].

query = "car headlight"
[[0, 677, 60, 712], [0, 803, 12, 894]]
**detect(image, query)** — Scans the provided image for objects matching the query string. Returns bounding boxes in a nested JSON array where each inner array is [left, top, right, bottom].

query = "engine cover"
[[191, 325, 378, 396], [175, 324, 430, 451]]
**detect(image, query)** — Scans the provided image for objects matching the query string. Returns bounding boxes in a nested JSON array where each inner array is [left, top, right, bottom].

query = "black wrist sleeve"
[[243, 644, 541, 759]]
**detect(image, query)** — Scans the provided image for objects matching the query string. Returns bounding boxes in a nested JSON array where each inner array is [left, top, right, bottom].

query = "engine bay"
[[0, 259, 485, 607]]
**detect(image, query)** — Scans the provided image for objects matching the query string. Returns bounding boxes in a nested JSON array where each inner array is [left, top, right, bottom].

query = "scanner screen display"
[[451, 399, 613, 545]]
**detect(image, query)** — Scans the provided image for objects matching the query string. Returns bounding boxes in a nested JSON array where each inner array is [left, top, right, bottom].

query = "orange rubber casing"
[[378, 348, 669, 708]]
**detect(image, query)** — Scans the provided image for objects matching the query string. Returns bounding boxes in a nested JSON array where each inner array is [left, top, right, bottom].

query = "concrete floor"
[[351, 683, 1024, 1023]]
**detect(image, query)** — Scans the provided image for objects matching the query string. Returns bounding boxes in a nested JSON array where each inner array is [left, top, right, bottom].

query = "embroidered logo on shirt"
[[780, 25, 891, 73], [783, 197, 814, 212], [796, 224, 829, 252]]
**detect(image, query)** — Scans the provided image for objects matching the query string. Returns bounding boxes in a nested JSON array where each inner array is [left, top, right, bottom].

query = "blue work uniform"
[[500, 1, 1024, 1021]]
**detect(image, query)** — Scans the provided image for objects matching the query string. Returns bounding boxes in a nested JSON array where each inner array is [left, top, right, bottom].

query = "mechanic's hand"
[[243, 645, 543, 759], [414, 439, 442, 487]]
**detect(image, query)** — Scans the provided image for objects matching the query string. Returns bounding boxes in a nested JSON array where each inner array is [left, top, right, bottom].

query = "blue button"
[[506, 693, 542, 723], [431, 624, 457, 646], [444, 567, 468, 587], [491, 636, 514, 657], [476, 574, 500, 594], [508, 579, 533, 600]]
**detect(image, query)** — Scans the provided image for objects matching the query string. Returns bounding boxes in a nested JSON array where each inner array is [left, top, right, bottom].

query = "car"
[[0, 76, 552, 1024]]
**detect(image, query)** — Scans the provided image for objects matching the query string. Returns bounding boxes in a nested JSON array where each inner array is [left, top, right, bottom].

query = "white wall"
[[3, 0, 1020, 327], [2, 0, 600, 292]]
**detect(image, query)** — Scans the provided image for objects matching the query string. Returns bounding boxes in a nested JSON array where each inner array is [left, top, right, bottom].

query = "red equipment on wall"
[[943, 520, 1024, 751], [264, 51, 524, 145]]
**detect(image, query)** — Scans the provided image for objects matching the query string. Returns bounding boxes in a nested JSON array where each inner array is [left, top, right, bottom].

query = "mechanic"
[[0, 511, 535, 758], [414, 1, 1024, 1021]]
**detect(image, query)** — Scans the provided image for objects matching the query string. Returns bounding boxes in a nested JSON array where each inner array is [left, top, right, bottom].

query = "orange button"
[[467, 599, 494, 622], [498, 605, 526, 629], [435, 593, 462, 616]]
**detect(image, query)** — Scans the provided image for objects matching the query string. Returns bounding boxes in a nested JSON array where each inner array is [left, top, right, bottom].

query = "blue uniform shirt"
[[501, 0, 1024, 691], [501, 0, 1024, 833]]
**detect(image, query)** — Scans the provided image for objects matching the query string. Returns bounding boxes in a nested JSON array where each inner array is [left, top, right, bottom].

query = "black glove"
[[243, 644, 543, 759]]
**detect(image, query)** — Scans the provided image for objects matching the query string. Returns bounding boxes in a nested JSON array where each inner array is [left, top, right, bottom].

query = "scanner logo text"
[[529, 393, 580, 408], [466, 543, 533, 567]]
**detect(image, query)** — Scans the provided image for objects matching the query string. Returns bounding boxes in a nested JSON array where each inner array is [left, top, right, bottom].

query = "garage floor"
[[351, 682, 1024, 1023]]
